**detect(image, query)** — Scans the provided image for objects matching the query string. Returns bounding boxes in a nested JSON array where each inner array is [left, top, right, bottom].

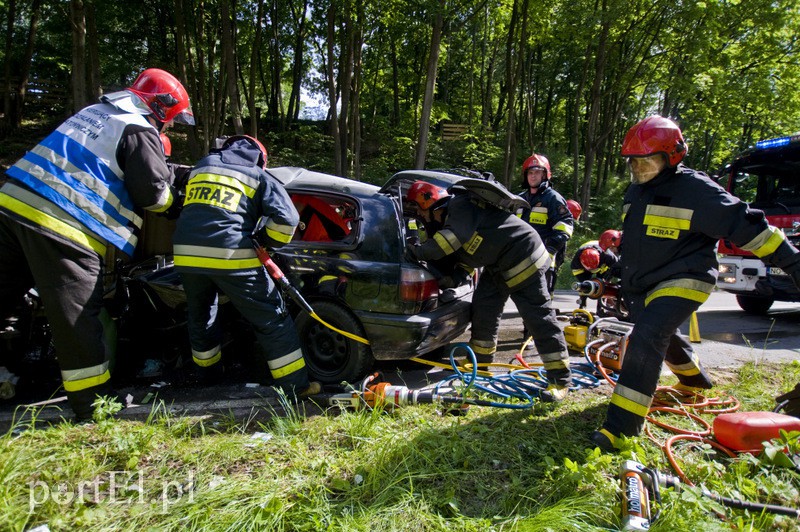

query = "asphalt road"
[[1, 290, 798, 430]]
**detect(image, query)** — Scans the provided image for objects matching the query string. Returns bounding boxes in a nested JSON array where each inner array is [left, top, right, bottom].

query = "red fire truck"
[[716, 134, 800, 314]]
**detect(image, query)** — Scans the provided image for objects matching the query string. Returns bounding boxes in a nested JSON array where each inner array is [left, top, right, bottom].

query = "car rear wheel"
[[295, 300, 374, 384], [735, 295, 774, 315]]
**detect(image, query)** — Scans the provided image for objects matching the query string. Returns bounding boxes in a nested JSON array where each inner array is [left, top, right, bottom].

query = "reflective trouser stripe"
[[502, 247, 549, 288], [62, 363, 111, 392], [268, 348, 306, 379], [666, 353, 702, 376], [469, 339, 496, 355], [645, 279, 714, 306], [193, 345, 222, 367], [540, 351, 569, 372], [609, 383, 652, 418]]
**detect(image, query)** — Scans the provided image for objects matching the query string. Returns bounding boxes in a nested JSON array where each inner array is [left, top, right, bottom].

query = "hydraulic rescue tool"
[[319, 372, 471, 414], [619, 459, 800, 530], [251, 217, 369, 345]]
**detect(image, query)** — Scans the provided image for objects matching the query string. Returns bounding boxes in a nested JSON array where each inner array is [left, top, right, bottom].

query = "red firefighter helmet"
[[521, 153, 551, 186], [566, 199, 582, 220], [159, 133, 172, 157], [579, 248, 601, 271], [621, 115, 686, 167], [127, 68, 195, 125], [406, 181, 450, 211], [222, 135, 269, 169], [599, 229, 622, 251]]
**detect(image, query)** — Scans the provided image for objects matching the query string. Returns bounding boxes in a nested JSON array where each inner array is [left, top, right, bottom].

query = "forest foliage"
[[2, 0, 800, 227]]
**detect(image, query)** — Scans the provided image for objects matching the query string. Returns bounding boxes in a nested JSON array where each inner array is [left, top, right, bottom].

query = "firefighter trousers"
[[470, 270, 571, 386], [600, 292, 713, 438], [0, 214, 113, 419], [180, 268, 310, 391]]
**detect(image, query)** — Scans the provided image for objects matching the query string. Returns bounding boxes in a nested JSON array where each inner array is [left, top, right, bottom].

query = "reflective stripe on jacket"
[[518, 182, 573, 255], [3, 104, 160, 255]]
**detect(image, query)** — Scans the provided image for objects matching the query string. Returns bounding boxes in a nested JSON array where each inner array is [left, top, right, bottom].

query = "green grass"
[[3, 362, 800, 531]]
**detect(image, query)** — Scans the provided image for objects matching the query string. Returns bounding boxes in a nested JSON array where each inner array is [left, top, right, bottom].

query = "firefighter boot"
[[540, 384, 569, 403], [298, 381, 323, 399], [590, 429, 620, 453]]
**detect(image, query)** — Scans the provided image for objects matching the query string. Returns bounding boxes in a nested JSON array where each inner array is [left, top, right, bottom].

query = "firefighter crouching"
[[172, 135, 320, 398], [591, 116, 800, 452], [570, 232, 620, 308], [0, 68, 193, 421], [405, 181, 571, 402]]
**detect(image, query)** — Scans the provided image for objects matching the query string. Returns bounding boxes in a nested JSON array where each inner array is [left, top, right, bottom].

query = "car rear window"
[[290, 193, 358, 244]]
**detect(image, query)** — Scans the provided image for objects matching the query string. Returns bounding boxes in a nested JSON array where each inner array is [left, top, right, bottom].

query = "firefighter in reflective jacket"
[[518, 154, 574, 294], [591, 116, 800, 451], [172, 135, 319, 397], [405, 181, 571, 402], [0, 68, 193, 421]]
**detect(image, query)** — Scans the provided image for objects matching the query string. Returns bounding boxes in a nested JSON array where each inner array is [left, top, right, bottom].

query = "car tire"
[[294, 300, 374, 384], [735, 295, 774, 315]]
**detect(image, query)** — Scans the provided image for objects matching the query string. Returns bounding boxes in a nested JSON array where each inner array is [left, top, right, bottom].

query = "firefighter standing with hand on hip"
[[172, 135, 321, 399], [405, 181, 572, 402], [518, 154, 574, 295], [591, 116, 800, 452], [0, 68, 193, 421]]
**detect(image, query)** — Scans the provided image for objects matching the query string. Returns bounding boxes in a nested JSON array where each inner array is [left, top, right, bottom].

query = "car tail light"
[[400, 266, 439, 311]]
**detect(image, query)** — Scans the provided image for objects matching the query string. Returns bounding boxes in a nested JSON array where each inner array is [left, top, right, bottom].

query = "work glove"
[[776, 382, 800, 418]]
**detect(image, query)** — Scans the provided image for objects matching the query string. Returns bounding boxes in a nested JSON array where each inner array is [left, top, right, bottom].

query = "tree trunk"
[[500, 0, 520, 185], [580, 10, 609, 214], [414, 0, 445, 170], [326, 4, 342, 175], [390, 36, 400, 128], [85, 0, 100, 102], [12, 0, 41, 127], [70, 0, 87, 113], [351, 0, 363, 181], [287, 0, 308, 123], [248, 0, 265, 136], [339, 0, 354, 177], [221, 0, 243, 134], [2, 0, 17, 124], [173, 0, 201, 157]]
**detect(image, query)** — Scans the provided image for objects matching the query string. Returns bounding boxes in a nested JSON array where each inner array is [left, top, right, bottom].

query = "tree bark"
[[414, 0, 445, 170], [286, 0, 308, 123], [85, 0, 100, 102], [351, 0, 363, 181], [247, 0, 265, 136], [326, 4, 342, 175], [2, 0, 17, 124], [70, 0, 87, 113], [12, 0, 41, 127], [221, 0, 243, 134], [173, 0, 201, 156], [500, 0, 520, 185]]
